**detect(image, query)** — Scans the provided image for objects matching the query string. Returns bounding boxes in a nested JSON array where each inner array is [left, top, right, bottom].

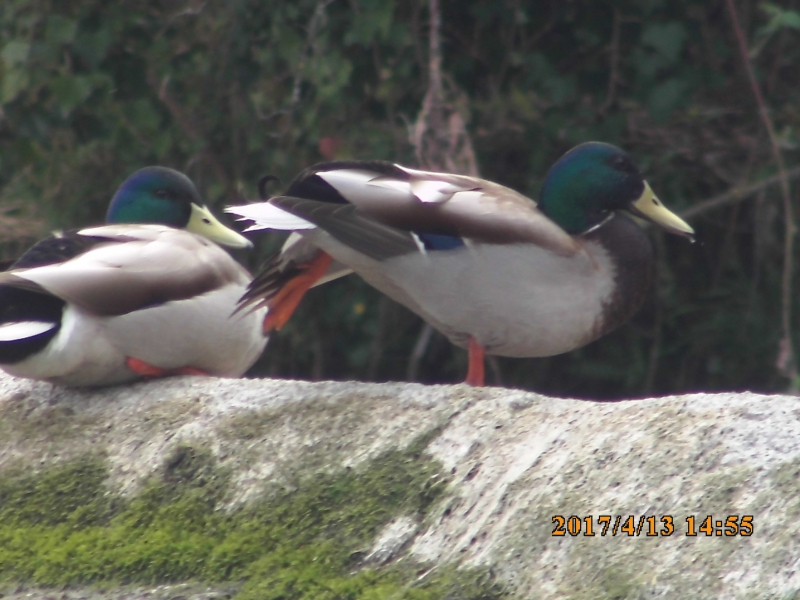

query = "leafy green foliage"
[[1, 0, 799, 396]]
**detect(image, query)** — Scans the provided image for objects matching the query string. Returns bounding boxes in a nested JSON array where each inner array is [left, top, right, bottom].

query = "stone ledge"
[[1, 373, 798, 598]]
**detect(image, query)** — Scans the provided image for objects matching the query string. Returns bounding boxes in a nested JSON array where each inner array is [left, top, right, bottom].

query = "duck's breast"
[[301, 213, 652, 358], [379, 239, 620, 357]]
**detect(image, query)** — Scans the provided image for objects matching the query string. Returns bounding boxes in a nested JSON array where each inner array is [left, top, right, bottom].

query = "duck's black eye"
[[154, 189, 171, 199], [608, 154, 636, 174]]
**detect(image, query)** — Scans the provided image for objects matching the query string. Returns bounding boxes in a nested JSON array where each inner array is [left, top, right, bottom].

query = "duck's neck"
[[539, 177, 620, 234]]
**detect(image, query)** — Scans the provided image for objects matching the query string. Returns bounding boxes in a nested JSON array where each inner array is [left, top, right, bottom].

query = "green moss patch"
[[0, 436, 506, 600]]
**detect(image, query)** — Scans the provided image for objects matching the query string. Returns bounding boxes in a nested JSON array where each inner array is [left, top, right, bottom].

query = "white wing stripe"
[[0, 321, 57, 341], [226, 203, 315, 230]]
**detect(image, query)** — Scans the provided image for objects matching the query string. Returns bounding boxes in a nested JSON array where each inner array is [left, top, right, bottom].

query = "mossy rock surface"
[[1, 373, 799, 598]]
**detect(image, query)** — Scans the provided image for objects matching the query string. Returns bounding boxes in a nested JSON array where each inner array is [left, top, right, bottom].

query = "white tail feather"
[[0, 321, 57, 342], [225, 203, 315, 231]]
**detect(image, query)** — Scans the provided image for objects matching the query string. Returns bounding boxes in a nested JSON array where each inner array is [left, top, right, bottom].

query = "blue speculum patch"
[[416, 232, 465, 251]]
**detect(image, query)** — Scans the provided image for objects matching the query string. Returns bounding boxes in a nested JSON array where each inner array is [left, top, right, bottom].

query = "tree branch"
[[679, 164, 800, 219], [600, 7, 622, 113], [725, 0, 797, 387]]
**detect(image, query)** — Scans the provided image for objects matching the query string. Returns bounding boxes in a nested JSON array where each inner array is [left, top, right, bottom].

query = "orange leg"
[[126, 357, 210, 378], [263, 250, 333, 332], [465, 336, 485, 387], [126, 357, 167, 377]]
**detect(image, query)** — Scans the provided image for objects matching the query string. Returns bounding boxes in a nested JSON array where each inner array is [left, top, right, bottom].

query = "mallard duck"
[[0, 166, 267, 387], [228, 142, 693, 386]]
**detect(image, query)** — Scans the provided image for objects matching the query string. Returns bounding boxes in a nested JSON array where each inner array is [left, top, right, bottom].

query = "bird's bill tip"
[[187, 204, 253, 249], [630, 182, 694, 240]]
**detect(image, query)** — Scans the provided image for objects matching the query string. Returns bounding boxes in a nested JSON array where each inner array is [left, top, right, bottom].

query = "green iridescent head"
[[539, 142, 693, 238], [106, 166, 252, 248]]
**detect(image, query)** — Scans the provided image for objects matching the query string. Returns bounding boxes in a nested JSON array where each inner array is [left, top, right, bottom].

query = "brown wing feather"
[[2, 225, 248, 316], [270, 197, 422, 261], [302, 164, 581, 257]]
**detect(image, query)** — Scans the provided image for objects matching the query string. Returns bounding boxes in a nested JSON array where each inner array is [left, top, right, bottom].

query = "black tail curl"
[[257, 175, 281, 200]]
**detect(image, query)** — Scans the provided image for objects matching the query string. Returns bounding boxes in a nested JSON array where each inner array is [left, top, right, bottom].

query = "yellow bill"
[[630, 182, 694, 240], [187, 204, 253, 248]]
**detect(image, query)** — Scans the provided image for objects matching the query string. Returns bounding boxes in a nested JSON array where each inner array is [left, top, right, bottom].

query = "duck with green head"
[[228, 142, 693, 386], [0, 166, 267, 387]]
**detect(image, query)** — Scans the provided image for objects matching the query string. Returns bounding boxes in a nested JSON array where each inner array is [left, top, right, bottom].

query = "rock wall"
[[0, 372, 798, 599]]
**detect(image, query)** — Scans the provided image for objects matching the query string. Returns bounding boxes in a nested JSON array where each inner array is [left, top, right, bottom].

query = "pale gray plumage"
[[0, 225, 267, 386]]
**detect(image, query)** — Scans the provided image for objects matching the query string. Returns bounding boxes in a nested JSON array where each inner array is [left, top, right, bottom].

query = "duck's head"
[[106, 166, 252, 248], [539, 142, 694, 239]]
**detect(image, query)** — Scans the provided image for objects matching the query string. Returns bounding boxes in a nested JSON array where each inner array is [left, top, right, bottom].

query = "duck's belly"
[[320, 239, 618, 358], [4, 285, 267, 387]]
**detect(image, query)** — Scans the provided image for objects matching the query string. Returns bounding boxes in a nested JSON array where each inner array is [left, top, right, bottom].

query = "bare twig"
[[725, 0, 797, 387], [747, 190, 768, 317], [410, 0, 478, 175], [367, 296, 391, 380], [428, 0, 442, 101], [644, 232, 665, 395], [405, 0, 481, 380], [679, 164, 800, 219], [406, 322, 435, 382], [291, 0, 336, 107], [492, 0, 521, 95], [600, 7, 622, 113], [167, 0, 208, 22], [487, 356, 503, 387], [155, 75, 228, 186], [410, 0, 443, 169]]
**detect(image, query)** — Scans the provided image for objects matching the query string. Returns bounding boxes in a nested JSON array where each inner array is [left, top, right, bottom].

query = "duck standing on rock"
[[0, 166, 267, 387], [228, 142, 693, 386]]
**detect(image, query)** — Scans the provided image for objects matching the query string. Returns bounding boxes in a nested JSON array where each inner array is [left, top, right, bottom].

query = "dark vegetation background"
[[1, 0, 799, 397]]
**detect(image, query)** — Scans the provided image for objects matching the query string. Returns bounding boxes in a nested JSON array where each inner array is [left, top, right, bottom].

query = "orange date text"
[[551, 515, 753, 537]]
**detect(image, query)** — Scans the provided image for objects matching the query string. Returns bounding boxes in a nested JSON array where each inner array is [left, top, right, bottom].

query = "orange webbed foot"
[[126, 357, 210, 378]]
